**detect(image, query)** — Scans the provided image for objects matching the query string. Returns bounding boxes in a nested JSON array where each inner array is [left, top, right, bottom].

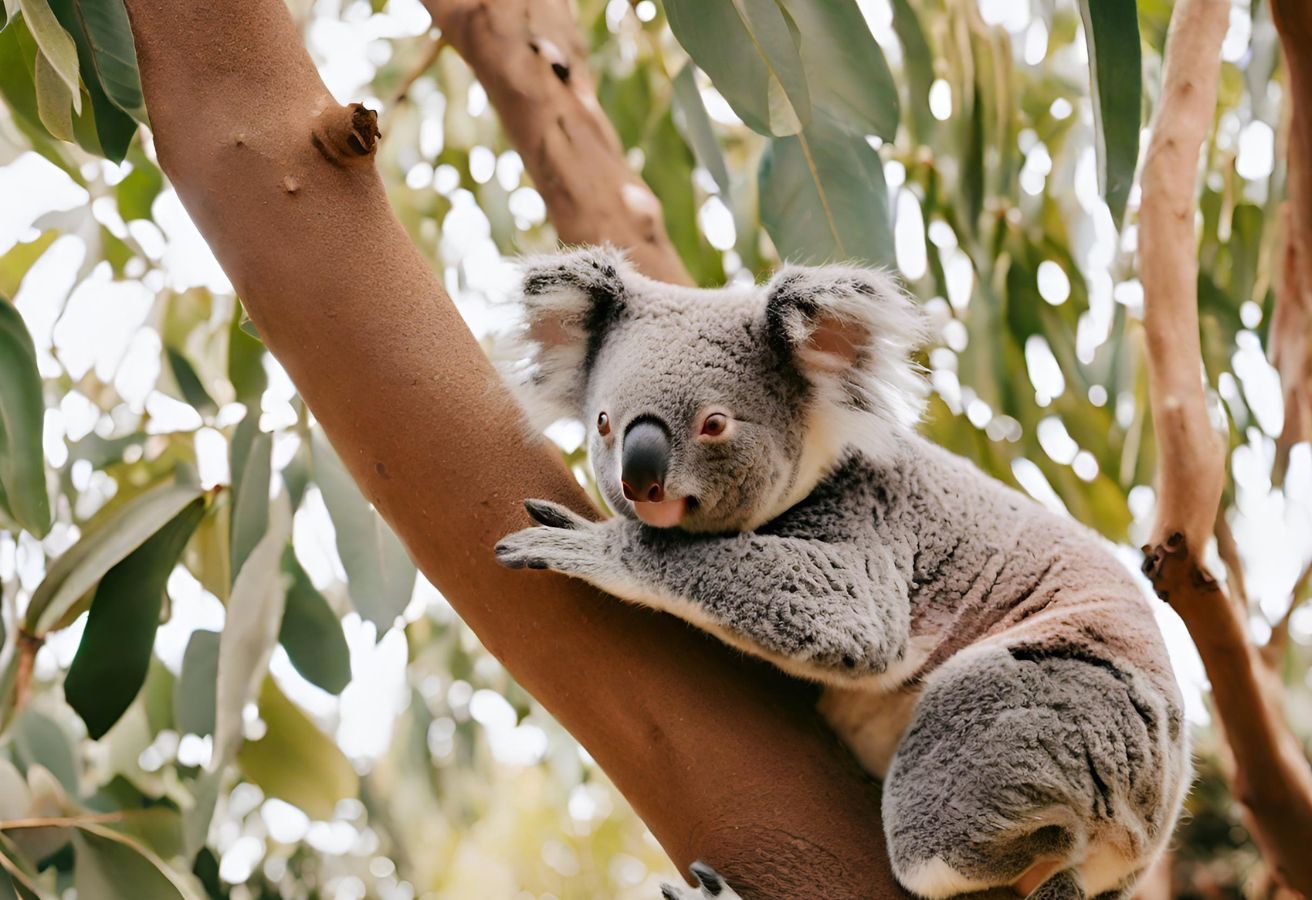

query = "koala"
[[495, 246, 1190, 900]]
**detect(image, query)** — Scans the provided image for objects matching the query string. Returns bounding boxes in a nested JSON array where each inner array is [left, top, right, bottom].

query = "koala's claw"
[[659, 862, 739, 900], [523, 498, 588, 530]]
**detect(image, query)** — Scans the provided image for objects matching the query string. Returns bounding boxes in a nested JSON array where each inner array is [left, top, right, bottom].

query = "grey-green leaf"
[[0, 300, 51, 537], [671, 65, 732, 197], [311, 429, 416, 634], [46, 0, 145, 122], [775, 0, 899, 139], [174, 629, 219, 737], [229, 419, 271, 578], [1078, 0, 1142, 228], [73, 826, 194, 900], [64, 496, 206, 739], [25, 481, 205, 635], [758, 114, 894, 267], [663, 0, 811, 136], [279, 547, 350, 695], [212, 493, 290, 769], [16, 0, 79, 112]]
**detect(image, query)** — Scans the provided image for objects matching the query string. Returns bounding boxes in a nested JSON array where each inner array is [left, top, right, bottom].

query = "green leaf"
[[0, 759, 31, 820], [889, 0, 934, 144], [0, 300, 51, 538], [47, 0, 139, 161], [663, 0, 810, 136], [9, 710, 78, 796], [236, 679, 356, 822], [670, 64, 732, 197], [1078, 0, 1141, 228], [73, 825, 194, 900], [774, 0, 898, 139], [278, 547, 350, 695], [311, 429, 416, 633], [45, 0, 144, 121], [64, 495, 206, 739], [597, 65, 653, 151], [758, 114, 893, 266], [16, 0, 79, 112], [228, 417, 270, 578], [227, 302, 266, 404], [173, 629, 218, 737], [0, 231, 58, 299], [25, 482, 205, 636], [115, 155, 161, 222], [33, 50, 73, 141], [163, 348, 216, 416], [642, 108, 726, 287], [0, 19, 84, 182], [212, 494, 290, 769]]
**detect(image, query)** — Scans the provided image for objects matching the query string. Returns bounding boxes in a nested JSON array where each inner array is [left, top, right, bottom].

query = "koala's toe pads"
[[659, 862, 741, 900]]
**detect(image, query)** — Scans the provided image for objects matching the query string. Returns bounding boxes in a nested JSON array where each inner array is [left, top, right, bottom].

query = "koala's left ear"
[[512, 245, 634, 425], [765, 264, 928, 433]]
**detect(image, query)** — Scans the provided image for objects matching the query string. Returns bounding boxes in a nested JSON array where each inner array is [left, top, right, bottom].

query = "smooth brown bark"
[[423, 0, 693, 286], [1138, 0, 1312, 893], [121, 0, 903, 896]]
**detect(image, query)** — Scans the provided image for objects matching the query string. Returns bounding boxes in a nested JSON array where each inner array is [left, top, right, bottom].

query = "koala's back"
[[812, 434, 1189, 897]]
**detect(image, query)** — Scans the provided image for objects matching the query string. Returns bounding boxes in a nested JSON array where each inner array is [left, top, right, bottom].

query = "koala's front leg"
[[496, 501, 909, 682]]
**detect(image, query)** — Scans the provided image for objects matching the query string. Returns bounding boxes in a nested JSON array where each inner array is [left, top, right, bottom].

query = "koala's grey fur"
[[496, 247, 1190, 900]]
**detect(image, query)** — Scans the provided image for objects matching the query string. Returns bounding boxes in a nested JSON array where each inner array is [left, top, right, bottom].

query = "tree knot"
[[312, 102, 381, 167]]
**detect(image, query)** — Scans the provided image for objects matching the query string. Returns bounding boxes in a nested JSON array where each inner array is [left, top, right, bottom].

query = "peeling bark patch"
[[529, 37, 570, 83], [283, 175, 300, 194], [375, 462, 389, 479]]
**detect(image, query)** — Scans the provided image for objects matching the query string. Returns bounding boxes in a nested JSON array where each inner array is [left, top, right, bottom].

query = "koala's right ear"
[[512, 245, 632, 424]]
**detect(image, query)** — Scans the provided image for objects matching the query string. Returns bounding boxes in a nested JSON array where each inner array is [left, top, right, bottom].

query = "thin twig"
[[385, 36, 447, 114], [0, 811, 128, 830]]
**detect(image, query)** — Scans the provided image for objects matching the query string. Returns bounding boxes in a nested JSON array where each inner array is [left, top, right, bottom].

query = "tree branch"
[[120, 0, 902, 895], [423, 0, 693, 285], [1139, 0, 1312, 892]]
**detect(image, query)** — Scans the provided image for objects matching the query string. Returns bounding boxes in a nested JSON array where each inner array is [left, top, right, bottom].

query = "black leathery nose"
[[621, 419, 670, 503]]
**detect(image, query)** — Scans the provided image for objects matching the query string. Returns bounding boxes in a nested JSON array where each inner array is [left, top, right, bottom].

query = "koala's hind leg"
[[882, 646, 1185, 899]]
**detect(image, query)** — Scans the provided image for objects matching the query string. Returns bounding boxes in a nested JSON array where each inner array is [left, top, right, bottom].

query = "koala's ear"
[[513, 245, 633, 424], [765, 265, 928, 446]]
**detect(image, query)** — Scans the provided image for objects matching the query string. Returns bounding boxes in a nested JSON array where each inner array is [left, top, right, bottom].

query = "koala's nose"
[[621, 419, 670, 503]]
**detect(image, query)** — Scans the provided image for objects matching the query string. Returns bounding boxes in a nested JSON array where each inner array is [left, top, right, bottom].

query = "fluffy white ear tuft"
[[505, 245, 634, 429], [765, 264, 928, 460]]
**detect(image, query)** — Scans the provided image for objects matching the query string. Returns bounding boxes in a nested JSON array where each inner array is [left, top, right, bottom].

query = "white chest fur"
[[817, 683, 922, 779]]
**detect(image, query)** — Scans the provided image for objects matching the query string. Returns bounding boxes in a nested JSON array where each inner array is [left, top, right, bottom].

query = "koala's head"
[[512, 246, 926, 533]]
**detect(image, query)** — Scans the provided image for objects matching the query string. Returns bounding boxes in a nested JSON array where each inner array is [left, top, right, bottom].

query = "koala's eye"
[[700, 413, 729, 437], [597, 412, 611, 436]]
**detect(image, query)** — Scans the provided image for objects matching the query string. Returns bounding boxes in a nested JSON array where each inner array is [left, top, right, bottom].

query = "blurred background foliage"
[[0, 0, 1309, 897]]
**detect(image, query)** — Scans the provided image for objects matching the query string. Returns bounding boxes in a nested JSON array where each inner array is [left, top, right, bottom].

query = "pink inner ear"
[[798, 312, 865, 373], [528, 314, 577, 349]]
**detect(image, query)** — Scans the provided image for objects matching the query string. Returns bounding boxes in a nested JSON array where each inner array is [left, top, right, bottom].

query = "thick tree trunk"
[[424, 0, 692, 286], [121, 0, 903, 896], [1138, 0, 1312, 893]]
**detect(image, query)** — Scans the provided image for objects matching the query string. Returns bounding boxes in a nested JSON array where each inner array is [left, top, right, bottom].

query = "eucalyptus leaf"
[[235, 678, 357, 821], [663, 0, 810, 136], [0, 299, 50, 538], [775, 0, 898, 139], [211, 493, 290, 769], [670, 65, 731, 197], [45, 0, 144, 121], [25, 482, 205, 635], [164, 348, 216, 416], [73, 825, 195, 900], [311, 429, 416, 633], [279, 547, 350, 695], [758, 113, 893, 267], [889, 0, 934, 144], [1078, 0, 1141, 228], [174, 629, 218, 738], [32, 50, 73, 141], [229, 420, 271, 577], [16, 0, 78, 111], [64, 495, 206, 739]]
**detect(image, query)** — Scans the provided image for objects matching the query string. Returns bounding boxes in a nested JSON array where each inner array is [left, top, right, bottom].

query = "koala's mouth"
[[631, 495, 698, 528]]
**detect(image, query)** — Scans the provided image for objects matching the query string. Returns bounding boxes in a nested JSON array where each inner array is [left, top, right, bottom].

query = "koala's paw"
[[494, 500, 607, 575], [660, 862, 741, 900]]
